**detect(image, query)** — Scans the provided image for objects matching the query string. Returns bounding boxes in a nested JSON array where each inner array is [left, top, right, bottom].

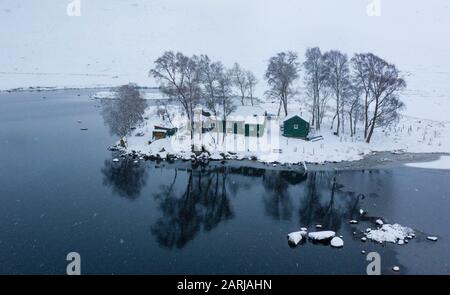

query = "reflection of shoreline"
[[100, 159, 377, 250]]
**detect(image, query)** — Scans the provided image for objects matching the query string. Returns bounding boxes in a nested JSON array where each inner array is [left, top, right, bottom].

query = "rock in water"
[[427, 236, 438, 242], [392, 266, 400, 272], [330, 237, 344, 248], [365, 224, 414, 244], [287, 231, 307, 246], [308, 231, 336, 241]]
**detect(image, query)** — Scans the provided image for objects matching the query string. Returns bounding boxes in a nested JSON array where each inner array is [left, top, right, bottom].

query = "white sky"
[[1, 0, 450, 99]]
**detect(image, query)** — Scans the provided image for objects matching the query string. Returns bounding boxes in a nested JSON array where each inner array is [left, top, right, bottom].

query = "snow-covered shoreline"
[[115, 98, 450, 166]]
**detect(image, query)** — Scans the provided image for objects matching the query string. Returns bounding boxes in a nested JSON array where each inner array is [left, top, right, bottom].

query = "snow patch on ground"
[[405, 156, 450, 170]]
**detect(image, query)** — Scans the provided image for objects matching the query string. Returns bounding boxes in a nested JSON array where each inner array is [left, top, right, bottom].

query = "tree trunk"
[[349, 112, 353, 136], [366, 98, 379, 143], [335, 95, 340, 136], [364, 93, 368, 139]]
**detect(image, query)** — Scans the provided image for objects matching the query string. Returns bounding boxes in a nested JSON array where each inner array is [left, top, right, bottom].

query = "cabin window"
[[294, 124, 299, 129]]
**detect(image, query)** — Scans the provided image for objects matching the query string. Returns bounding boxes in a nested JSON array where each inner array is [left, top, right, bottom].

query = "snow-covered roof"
[[232, 105, 265, 117], [283, 113, 309, 122], [208, 114, 265, 125]]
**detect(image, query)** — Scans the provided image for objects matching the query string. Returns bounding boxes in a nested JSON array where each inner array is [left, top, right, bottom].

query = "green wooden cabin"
[[283, 115, 310, 138]]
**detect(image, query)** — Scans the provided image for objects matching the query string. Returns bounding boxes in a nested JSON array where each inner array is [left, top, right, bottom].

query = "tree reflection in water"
[[151, 167, 234, 249], [101, 160, 368, 248], [298, 172, 362, 231], [262, 170, 307, 220], [101, 157, 148, 200]]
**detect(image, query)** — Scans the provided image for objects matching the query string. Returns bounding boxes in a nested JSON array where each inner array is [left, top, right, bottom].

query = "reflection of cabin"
[[283, 115, 310, 138], [192, 106, 267, 137]]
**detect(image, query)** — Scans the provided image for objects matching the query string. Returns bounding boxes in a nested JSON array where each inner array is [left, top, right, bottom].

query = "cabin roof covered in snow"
[[284, 113, 309, 123]]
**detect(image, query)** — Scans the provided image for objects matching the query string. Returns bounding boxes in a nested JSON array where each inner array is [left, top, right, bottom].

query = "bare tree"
[[150, 51, 202, 144], [366, 57, 405, 143], [351, 53, 373, 139], [323, 50, 350, 136], [245, 70, 258, 106], [101, 83, 146, 147], [351, 53, 406, 143], [265, 51, 300, 116], [346, 85, 363, 137], [303, 47, 329, 130], [230, 63, 248, 106], [217, 69, 236, 123], [198, 55, 222, 116]]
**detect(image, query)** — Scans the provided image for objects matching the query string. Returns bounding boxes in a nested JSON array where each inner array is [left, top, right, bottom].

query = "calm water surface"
[[0, 89, 449, 274]]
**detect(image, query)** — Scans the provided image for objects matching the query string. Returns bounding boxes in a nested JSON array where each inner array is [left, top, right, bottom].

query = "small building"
[[283, 115, 310, 138], [191, 105, 267, 137]]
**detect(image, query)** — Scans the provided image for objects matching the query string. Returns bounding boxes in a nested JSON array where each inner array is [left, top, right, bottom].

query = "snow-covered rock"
[[392, 266, 400, 272], [361, 237, 367, 242], [315, 224, 322, 228], [308, 231, 336, 241], [349, 220, 358, 224], [365, 224, 414, 244], [375, 219, 384, 226], [427, 236, 438, 241], [287, 231, 307, 246], [300, 227, 308, 231], [112, 158, 119, 162], [330, 237, 344, 248]]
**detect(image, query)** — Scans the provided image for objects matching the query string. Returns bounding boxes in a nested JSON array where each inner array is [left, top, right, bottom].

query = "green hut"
[[283, 115, 310, 138]]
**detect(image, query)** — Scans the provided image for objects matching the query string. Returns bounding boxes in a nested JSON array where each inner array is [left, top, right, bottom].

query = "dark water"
[[0, 89, 449, 275]]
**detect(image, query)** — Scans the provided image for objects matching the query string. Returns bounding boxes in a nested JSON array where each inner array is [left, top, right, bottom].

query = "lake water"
[[0, 89, 449, 275]]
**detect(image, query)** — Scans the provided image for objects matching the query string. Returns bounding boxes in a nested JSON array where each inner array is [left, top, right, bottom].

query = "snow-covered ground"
[[406, 156, 450, 170], [121, 99, 450, 164]]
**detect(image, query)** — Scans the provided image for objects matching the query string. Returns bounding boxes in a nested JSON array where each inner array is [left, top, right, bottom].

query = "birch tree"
[[303, 47, 329, 130], [150, 51, 202, 144], [101, 83, 146, 147], [323, 50, 350, 136], [265, 51, 300, 116]]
